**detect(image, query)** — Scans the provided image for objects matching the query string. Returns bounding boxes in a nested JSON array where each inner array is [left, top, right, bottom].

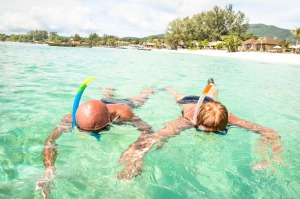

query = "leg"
[[128, 86, 154, 107], [166, 87, 185, 102], [101, 87, 116, 98], [166, 87, 195, 111], [206, 83, 218, 101]]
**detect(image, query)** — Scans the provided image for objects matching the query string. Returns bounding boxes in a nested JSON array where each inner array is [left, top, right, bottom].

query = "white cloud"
[[0, 4, 97, 35], [0, 0, 299, 37]]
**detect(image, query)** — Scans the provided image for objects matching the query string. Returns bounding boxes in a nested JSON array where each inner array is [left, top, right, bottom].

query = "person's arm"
[[228, 114, 280, 139], [129, 115, 154, 134], [107, 103, 154, 134], [116, 116, 193, 180], [228, 114, 282, 170], [43, 114, 72, 168], [35, 114, 72, 196], [156, 116, 193, 137], [117, 88, 194, 180]]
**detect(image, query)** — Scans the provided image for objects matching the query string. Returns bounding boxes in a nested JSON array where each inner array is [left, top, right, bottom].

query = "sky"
[[0, 0, 299, 37]]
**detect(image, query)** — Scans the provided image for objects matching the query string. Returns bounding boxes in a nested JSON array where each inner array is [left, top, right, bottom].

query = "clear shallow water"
[[0, 42, 299, 198]]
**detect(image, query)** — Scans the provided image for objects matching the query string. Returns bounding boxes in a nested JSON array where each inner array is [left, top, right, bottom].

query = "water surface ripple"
[[0, 42, 299, 198]]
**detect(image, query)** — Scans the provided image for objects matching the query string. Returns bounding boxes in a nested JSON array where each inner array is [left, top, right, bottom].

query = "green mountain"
[[247, 24, 293, 40]]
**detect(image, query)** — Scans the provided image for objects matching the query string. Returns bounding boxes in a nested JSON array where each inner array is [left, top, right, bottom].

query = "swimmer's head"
[[76, 100, 110, 132], [196, 101, 228, 132]]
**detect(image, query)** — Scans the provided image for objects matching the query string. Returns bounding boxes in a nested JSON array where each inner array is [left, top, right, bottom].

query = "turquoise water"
[[0, 42, 299, 198]]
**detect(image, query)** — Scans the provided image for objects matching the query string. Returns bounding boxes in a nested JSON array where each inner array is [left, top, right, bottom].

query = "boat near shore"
[[138, 47, 152, 51], [47, 42, 92, 48]]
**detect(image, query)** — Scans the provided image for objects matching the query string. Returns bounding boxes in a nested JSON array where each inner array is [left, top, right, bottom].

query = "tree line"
[[164, 4, 253, 51], [0, 30, 148, 46], [1, 5, 299, 52]]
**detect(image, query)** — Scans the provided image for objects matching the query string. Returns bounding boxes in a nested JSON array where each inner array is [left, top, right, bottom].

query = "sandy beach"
[[153, 49, 300, 66]]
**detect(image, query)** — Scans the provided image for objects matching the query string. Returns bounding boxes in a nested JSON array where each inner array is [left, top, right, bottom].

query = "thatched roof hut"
[[258, 38, 278, 45], [242, 38, 257, 45]]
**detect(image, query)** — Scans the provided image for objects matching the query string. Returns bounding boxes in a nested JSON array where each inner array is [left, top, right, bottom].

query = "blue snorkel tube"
[[72, 77, 94, 126]]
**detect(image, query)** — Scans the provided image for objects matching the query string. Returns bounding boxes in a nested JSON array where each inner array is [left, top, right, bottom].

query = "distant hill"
[[138, 24, 295, 41], [247, 24, 293, 40], [140, 34, 164, 40], [122, 34, 164, 40]]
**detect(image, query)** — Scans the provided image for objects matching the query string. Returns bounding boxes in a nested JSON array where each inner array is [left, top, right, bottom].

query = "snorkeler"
[[116, 78, 281, 180], [35, 86, 154, 198]]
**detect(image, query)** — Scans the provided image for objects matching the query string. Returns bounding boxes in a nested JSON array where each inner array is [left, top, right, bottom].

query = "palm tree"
[[291, 28, 300, 45], [279, 39, 290, 52]]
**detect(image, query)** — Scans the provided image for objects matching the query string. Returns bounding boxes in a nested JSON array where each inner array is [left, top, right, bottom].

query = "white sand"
[[153, 49, 300, 66]]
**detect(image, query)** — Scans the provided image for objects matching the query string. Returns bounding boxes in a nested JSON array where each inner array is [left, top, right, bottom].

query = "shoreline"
[[153, 49, 300, 66], [1, 42, 299, 65]]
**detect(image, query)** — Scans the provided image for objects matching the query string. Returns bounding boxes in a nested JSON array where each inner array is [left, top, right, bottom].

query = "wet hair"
[[196, 101, 228, 132]]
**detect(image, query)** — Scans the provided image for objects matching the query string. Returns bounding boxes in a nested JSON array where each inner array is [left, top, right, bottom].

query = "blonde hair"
[[196, 101, 228, 132]]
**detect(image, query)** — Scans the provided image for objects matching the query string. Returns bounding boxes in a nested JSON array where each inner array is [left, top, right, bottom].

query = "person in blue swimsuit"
[[117, 79, 281, 180]]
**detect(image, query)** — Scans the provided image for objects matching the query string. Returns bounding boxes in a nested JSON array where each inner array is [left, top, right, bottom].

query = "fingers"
[[116, 160, 143, 180]]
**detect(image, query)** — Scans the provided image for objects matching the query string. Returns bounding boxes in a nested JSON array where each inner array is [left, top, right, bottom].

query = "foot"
[[207, 78, 215, 85], [101, 87, 115, 98]]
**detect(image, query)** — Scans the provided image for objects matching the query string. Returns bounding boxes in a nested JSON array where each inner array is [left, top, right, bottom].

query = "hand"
[[116, 159, 143, 181], [35, 167, 55, 198], [61, 114, 72, 123], [251, 160, 269, 170]]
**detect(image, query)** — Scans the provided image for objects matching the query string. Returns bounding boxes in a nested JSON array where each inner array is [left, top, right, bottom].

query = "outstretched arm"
[[129, 116, 154, 134], [228, 114, 280, 139], [117, 116, 193, 180], [107, 104, 154, 134], [157, 116, 193, 137], [228, 114, 282, 169], [43, 114, 73, 168], [36, 114, 72, 197]]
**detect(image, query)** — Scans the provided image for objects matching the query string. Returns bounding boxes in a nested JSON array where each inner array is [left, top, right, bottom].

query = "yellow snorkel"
[[192, 84, 213, 125]]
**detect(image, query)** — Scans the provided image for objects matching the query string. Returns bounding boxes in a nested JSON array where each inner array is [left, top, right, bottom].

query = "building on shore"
[[239, 37, 279, 52]]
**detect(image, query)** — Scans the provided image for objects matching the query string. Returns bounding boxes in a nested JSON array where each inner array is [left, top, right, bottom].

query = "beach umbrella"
[[290, 45, 296, 48], [273, 45, 282, 49]]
